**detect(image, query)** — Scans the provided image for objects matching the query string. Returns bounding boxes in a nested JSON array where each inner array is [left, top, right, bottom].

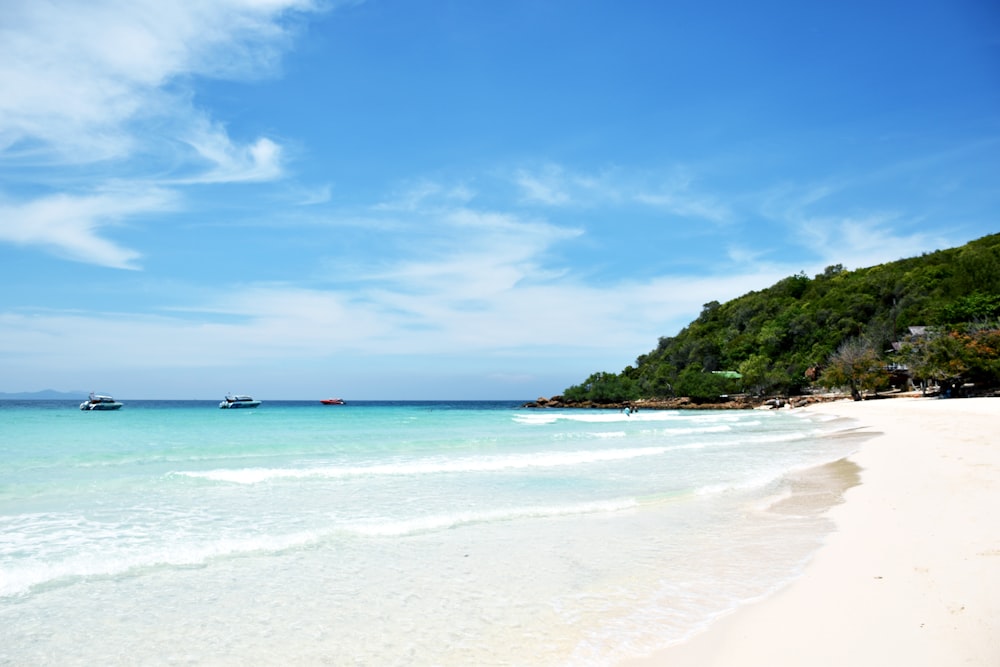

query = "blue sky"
[[1, 0, 997, 399]]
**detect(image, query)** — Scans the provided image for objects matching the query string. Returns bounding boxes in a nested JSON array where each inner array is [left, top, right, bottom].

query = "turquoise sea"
[[0, 400, 860, 665]]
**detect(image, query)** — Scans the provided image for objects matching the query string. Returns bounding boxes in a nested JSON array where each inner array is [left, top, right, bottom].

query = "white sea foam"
[[173, 446, 672, 484], [0, 498, 641, 597], [344, 498, 639, 536], [742, 431, 815, 444], [0, 528, 323, 598], [512, 410, 686, 425], [659, 424, 732, 435], [551, 424, 733, 441]]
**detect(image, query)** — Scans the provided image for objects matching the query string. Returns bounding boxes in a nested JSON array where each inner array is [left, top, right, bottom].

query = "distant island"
[[549, 232, 1000, 407], [0, 390, 87, 400]]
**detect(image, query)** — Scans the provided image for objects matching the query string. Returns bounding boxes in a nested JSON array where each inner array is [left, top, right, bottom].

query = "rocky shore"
[[522, 394, 849, 410]]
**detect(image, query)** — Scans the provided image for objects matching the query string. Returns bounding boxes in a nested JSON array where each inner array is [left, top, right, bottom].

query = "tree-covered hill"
[[562, 233, 1000, 403]]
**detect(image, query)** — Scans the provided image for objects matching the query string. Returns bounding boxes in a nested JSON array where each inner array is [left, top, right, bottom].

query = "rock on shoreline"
[[522, 394, 847, 410]]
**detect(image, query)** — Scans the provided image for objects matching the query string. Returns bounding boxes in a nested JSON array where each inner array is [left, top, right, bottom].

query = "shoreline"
[[624, 396, 1000, 666]]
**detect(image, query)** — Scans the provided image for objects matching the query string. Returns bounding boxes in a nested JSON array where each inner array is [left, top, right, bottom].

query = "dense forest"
[[562, 233, 1000, 403]]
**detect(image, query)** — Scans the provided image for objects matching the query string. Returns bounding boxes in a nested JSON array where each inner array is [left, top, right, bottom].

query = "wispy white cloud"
[[794, 215, 949, 270], [513, 163, 732, 223], [514, 165, 574, 205], [634, 189, 731, 224], [0, 0, 317, 265], [292, 183, 333, 206], [758, 178, 954, 270], [0, 188, 175, 269], [177, 121, 285, 184], [364, 208, 577, 289], [0, 0, 312, 164], [374, 180, 476, 212]]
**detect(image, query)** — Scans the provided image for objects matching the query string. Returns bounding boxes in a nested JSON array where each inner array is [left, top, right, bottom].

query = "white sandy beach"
[[628, 396, 1000, 667]]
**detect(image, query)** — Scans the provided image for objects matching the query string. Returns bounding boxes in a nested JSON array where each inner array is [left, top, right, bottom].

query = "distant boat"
[[219, 394, 261, 409], [320, 398, 345, 405], [80, 392, 123, 411]]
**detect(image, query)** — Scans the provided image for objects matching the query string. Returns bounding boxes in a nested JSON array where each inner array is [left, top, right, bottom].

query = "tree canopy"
[[563, 233, 1000, 402]]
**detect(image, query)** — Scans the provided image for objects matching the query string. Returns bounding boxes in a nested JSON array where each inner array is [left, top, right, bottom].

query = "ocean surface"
[[0, 400, 862, 665]]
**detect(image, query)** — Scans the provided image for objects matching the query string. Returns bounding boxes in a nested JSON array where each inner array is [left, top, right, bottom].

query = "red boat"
[[320, 398, 345, 405]]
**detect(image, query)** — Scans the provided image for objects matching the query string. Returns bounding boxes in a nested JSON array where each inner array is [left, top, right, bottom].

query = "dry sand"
[[626, 396, 1000, 667]]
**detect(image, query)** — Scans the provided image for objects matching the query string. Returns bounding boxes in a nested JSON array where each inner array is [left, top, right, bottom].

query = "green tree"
[[738, 353, 773, 395], [938, 292, 1000, 324], [674, 369, 737, 401], [903, 326, 1000, 395], [818, 337, 889, 400], [562, 371, 639, 403]]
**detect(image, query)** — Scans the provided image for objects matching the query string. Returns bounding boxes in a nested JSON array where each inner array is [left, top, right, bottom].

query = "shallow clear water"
[[0, 400, 859, 665]]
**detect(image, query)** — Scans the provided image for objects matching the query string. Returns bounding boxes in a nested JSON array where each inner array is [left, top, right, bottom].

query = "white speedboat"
[[219, 394, 261, 409], [80, 393, 123, 410]]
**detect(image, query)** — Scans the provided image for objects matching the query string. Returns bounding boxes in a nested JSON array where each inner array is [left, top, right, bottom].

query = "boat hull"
[[80, 402, 123, 411], [80, 393, 123, 410]]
